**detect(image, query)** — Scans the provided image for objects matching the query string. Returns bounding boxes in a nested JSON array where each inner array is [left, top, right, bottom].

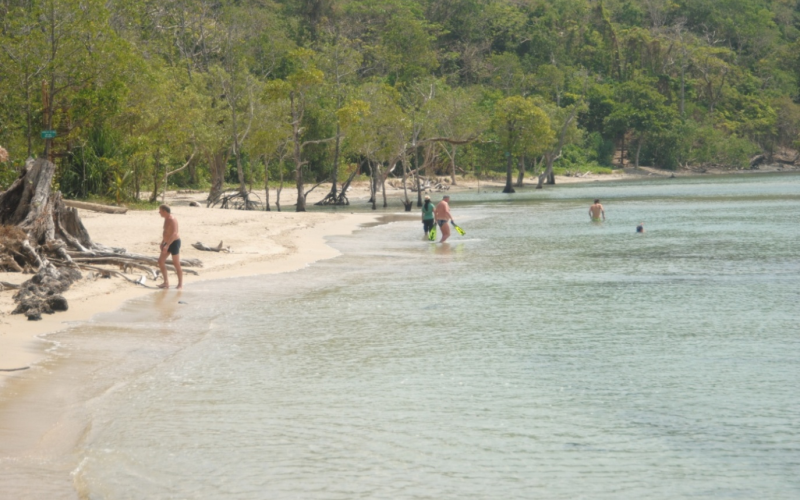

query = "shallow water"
[[2, 173, 799, 499]]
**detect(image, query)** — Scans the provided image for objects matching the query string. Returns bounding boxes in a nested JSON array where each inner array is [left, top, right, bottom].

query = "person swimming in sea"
[[636, 222, 645, 233], [589, 199, 605, 222]]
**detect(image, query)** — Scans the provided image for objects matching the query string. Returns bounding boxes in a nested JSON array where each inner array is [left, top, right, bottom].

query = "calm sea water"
[[2, 173, 799, 499]]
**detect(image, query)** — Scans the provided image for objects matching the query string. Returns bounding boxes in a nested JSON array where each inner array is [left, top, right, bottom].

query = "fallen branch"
[[65, 250, 203, 268], [0, 281, 21, 290], [65, 260, 199, 277], [69, 257, 159, 278], [192, 241, 231, 253], [76, 264, 161, 288], [63, 200, 128, 214], [0, 366, 29, 372]]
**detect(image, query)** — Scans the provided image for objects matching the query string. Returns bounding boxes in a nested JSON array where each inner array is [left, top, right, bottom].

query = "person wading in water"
[[589, 199, 605, 222], [421, 195, 435, 238], [434, 195, 455, 243]]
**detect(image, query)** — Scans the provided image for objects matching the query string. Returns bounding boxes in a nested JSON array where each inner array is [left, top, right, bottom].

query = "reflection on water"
[[2, 173, 800, 499]]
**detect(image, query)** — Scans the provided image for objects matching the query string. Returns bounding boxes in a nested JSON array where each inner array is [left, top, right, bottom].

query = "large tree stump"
[[0, 158, 201, 317]]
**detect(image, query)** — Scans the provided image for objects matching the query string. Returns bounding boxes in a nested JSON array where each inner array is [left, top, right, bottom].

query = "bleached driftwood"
[[63, 200, 128, 214], [192, 241, 231, 253]]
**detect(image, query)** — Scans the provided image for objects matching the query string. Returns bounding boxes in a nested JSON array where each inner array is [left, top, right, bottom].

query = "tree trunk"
[[502, 154, 515, 193], [149, 149, 161, 203], [335, 167, 358, 205], [450, 145, 458, 186], [188, 161, 197, 185], [276, 161, 284, 212], [515, 154, 526, 187], [263, 157, 271, 211], [291, 94, 306, 213], [326, 123, 342, 202], [208, 151, 228, 205], [537, 153, 556, 189], [401, 158, 411, 209], [380, 161, 391, 208], [415, 144, 422, 207], [635, 138, 643, 168], [367, 160, 377, 210], [232, 106, 246, 195]]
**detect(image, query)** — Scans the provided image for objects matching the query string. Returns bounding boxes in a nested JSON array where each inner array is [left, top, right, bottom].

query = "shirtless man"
[[433, 195, 454, 243], [158, 204, 183, 289], [589, 199, 605, 222]]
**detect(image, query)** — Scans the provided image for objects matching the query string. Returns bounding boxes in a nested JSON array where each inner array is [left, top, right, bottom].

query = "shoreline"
[[2, 164, 798, 384], [0, 207, 379, 388]]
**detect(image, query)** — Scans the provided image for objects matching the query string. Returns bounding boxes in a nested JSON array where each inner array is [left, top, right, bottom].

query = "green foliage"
[[0, 0, 797, 201], [584, 131, 616, 166], [492, 96, 553, 159]]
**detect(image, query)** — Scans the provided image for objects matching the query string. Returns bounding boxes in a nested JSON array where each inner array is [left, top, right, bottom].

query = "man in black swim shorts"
[[158, 204, 183, 289]]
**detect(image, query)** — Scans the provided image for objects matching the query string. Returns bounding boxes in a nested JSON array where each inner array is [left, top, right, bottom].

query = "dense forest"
[[1, 0, 799, 210]]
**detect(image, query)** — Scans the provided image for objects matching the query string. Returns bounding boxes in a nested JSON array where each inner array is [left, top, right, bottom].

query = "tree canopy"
[[1, 0, 799, 208]]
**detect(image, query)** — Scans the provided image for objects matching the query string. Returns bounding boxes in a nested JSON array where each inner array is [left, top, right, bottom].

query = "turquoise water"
[[2, 174, 800, 499]]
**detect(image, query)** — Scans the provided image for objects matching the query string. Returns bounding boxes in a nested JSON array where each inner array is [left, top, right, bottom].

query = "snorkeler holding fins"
[[424, 195, 465, 242]]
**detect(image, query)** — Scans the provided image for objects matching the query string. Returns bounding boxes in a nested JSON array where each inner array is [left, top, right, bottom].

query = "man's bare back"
[[589, 199, 605, 221]]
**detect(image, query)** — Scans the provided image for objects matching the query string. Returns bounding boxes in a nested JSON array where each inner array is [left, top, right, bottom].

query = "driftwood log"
[[207, 189, 262, 210], [192, 241, 231, 253], [0, 158, 202, 320], [63, 200, 128, 214]]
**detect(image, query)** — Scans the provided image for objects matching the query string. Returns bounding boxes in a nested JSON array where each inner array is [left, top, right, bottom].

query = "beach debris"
[[192, 241, 231, 253], [0, 281, 21, 290], [0, 366, 30, 372], [315, 169, 358, 206], [0, 158, 203, 315], [207, 189, 262, 210], [12, 265, 78, 320], [189, 201, 201, 207], [63, 200, 127, 214]]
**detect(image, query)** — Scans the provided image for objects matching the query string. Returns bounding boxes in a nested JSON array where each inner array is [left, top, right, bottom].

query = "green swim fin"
[[453, 223, 466, 236], [428, 225, 437, 241]]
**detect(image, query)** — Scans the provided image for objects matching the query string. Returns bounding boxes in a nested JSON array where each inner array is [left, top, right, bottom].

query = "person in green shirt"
[[421, 195, 435, 236]]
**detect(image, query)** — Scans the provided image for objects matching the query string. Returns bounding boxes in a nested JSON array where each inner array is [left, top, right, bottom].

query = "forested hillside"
[[2, 0, 799, 208]]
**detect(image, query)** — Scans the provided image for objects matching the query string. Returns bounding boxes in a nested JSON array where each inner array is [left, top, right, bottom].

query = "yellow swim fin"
[[428, 225, 437, 241], [453, 223, 466, 236]]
